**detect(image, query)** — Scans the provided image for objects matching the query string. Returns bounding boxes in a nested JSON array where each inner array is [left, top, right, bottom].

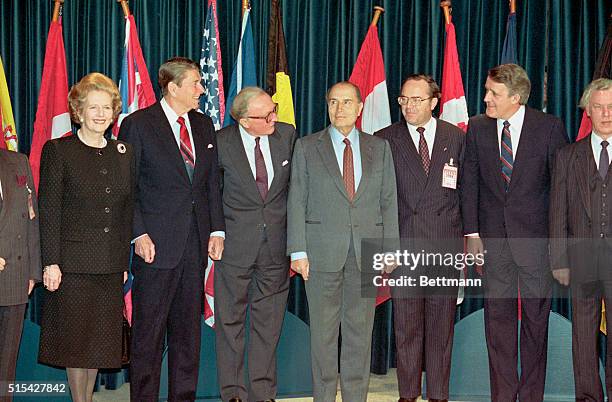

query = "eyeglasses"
[[247, 104, 278, 123], [397, 96, 433, 106]]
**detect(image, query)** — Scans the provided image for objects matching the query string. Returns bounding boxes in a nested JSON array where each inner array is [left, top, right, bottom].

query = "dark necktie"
[[177, 117, 195, 181], [500, 120, 513, 190], [600, 140, 610, 180], [343, 138, 355, 201], [417, 126, 430, 175], [255, 137, 269, 200]]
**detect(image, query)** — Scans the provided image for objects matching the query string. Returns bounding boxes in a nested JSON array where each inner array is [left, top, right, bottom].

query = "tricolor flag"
[[114, 14, 155, 325], [200, 0, 225, 131], [0, 56, 18, 151], [576, 15, 611, 141], [223, 6, 257, 127], [200, 0, 226, 328], [112, 15, 156, 139], [500, 10, 517, 65], [439, 18, 468, 132], [349, 23, 391, 134], [266, 0, 295, 127], [29, 18, 71, 190]]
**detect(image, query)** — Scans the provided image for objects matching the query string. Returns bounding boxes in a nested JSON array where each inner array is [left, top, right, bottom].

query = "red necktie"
[[343, 138, 355, 201], [417, 126, 430, 175], [255, 137, 268, 200], [177, 117, 195, 168]]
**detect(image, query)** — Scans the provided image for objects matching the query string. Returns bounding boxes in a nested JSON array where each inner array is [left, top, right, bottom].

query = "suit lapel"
[[190, 111, 206, 184], [0, 153, 15, 232], [226, 126, 262, 202], [149, 103, 191, 184], [508, 108, 536, 193], [267, 129, 284, 199], [395, 123, 428, 189], [426, 123, 450, 190], [354, 132, 372, 203], [317, 128, 350, 201], [481, 117, 506, 197], [575, 138, 594, 219]]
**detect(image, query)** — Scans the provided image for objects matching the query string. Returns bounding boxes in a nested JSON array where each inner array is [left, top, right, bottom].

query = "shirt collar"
[[406, 116, 435, 134], [160, 97, 189, 126], [238, 124, 269, 145], [592, 131, 611, 147], [329, 125, 359, 146], [499, 105, 525, 127]]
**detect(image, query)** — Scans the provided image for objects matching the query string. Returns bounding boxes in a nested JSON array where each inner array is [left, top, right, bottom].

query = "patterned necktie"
[[417, 126, 430, 175], [343, 138, 355, 201], [600, 140, 610, 180], [254, 137, 269, 200], [500, 120, 513, 190], [177, 116, 195, 181]]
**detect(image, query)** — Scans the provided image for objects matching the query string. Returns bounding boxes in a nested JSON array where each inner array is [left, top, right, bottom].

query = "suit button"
[[100, 168, 108, 175], [105, 207, 110, 213], [604, 184, 608, 188], [604, 194, 608, 198], [105, 187, 111, 194], [17, 255, 21, 260], [104, 227, 110, 233], [601, 233, 606, 238], [602, 223, 606, 227], [17, 235, 22, 240], [22, 213, 27, 218]]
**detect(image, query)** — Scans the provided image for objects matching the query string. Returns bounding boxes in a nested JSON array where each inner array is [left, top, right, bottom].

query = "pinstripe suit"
[[550, 136, 612, 402], [0, 149, 41, 397], [375, 119, 465, 400]]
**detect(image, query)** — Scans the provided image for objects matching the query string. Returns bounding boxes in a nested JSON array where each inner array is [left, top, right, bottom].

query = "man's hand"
[[208, 236, 224, 261], [135, 234, 156, 263], [28, 280, 35, 295], [552, 268, 570, 286], [43, 264, 62, 292], [466, 236, 485, 276], [0, 257, 5, 271], [291, 258, 310, 281]]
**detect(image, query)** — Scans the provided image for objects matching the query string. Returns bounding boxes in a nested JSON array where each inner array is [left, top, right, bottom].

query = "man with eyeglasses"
[[215, 86, 296, 402], [287, 81, 399, 401], [375, 74, 465, 402]]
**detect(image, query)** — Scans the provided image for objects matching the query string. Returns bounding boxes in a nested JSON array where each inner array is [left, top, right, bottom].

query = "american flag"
[[200, 0, 225, 327], [200, 0, 225, 130]]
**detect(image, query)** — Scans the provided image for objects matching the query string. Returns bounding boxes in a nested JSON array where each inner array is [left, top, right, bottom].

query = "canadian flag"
[[439, 19, 469, 132], [29, 19, 71, 189], [349, 24, 391, 134]]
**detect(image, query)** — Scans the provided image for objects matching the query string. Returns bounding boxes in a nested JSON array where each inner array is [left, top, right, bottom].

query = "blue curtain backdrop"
[[1, 0, 610, 381]]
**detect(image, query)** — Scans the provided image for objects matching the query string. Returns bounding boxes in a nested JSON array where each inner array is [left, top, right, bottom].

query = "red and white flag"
[[29, 19, 71, 189], [112, 15, 156, 139], [439, 19, 468, 132], [349, 24, 391, 134]]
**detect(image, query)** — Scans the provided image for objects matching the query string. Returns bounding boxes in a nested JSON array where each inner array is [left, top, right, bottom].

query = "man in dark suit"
[[461, 64, 568, 402], [375, 74, 465, 402], [214, 87, 296, 402], [287, 81, 399, 402], [0, 149, 41, 401], [118, 57, 225, 402], [550, 78, 612, 402]]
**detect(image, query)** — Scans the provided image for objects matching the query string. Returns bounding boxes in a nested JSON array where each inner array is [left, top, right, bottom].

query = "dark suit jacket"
[[118, 102, 225, 269], [375, 119, 465, 240], [38, 135, 134, 275], [549, 136, 603, 278], [461, 107, 568, 266], [0, 150, 41, 305], [216, 122, 296, 267]]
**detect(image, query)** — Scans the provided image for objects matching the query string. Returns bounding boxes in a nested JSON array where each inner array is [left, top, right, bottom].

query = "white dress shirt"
[[496, 105, 525, 157], [407, 117, 437, 158], [591, 131, 612, 170], [238, 125, 274, 189]]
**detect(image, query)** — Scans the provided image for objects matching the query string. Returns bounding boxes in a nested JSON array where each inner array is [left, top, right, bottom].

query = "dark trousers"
[[0, 304, 26, 402], [572, 245, 612, 402], [129, 221, 203, 402], [214, 240, 289, 402], [483, 240, 551, 402], [393, 296, 456, 400]]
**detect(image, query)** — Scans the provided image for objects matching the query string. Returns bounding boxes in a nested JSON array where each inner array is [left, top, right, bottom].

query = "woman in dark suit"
[[37, 73, 134, 402]]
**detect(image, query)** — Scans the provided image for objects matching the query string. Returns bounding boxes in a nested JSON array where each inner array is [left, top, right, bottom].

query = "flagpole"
[[242, 0, 249, 18], [370, 6, 384, 27], [509, 0, 516, 14], [52, 0, 64, 22], [117, 0, 131, 17], [440, 1, 451, 25]]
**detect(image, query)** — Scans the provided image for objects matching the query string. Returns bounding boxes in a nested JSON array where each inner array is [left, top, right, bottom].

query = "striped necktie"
[[500, 120, 513, 190], [177, 116, 195, 181], [343, 138, 355, 201]]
